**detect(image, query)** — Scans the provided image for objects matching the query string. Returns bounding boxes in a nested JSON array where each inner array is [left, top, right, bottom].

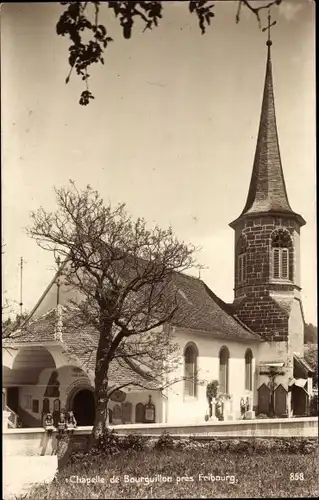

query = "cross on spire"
[[56, 255, 62, 306], [230, 4, 306, 230], [262, 10, 277, 46]]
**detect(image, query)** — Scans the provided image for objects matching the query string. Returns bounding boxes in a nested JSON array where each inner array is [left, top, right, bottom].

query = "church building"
[[3, 18, 314, 428]]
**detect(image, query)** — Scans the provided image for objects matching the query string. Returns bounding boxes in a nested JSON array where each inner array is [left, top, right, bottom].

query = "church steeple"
[[230, 13, 305, 228], [229, 12, 306, 342]]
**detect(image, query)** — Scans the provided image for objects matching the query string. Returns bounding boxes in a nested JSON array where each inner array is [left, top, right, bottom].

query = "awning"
[[293, 354, 314, 378], [259, 362, 285, 368], [288, 378, 307, 388]]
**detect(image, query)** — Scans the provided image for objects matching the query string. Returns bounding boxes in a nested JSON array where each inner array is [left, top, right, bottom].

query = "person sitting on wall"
[[44, 412, 55, 435], [66, 410, 77, 434], [57, 411, 67, 436]]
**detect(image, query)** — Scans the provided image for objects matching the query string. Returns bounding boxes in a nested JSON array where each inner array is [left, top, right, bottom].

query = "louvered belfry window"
[[271, 230, 291, 280]]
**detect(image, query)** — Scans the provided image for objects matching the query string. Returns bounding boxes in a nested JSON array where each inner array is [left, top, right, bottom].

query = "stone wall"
[[233, 215, 301, 341], [3, 417, 318, 457]]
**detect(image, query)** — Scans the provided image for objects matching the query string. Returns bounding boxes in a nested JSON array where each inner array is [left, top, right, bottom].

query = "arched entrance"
[[72, 389, 95, 426]]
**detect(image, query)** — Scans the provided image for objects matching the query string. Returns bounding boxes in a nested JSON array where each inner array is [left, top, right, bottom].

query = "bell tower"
[[229, 14, 306, 350]]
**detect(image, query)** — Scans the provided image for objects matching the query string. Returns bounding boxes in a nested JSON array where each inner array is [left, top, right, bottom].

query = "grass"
[[19, 447, 318, 499]]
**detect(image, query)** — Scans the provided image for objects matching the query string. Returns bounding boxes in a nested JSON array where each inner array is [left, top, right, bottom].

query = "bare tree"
[[1, 243, 27, 340], [27, 181, 199, 439], [56, 0, 282, 105], [2, 292, 29, 340]]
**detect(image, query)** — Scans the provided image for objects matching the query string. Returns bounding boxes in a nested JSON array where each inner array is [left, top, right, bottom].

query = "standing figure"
[[57, 411, 66, 436], [66, 410, 77, 434]]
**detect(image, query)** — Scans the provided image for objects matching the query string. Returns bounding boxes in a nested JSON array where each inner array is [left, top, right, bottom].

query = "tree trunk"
[[93, 383, 109, 440], [87, 374, 109, 449], [88, 319, 114, 449]]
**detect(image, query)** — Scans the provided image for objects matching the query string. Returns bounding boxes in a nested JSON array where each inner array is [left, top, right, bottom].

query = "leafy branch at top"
[[56, 0, 282, 106]]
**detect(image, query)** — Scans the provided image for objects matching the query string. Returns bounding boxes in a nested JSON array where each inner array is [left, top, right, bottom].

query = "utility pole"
[[19, 257, 23, 317]]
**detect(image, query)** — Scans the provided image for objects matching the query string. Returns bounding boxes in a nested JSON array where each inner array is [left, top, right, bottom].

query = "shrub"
[[310, 394, 318, 416], [67, 432, 317, 469], [251, 438, 273, 454], [303, 439, 317, 454], [154, 431, 175, 450], [206, 380, 219, 401], [207, 439, 221, 452], [121, 433, 148, 452], [68, 450, 88, 466], [174, 438, 186, 451], [98, 428, 122, 456]]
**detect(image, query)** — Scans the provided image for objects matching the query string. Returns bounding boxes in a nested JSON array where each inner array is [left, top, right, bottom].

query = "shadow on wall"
[[39, 432, 79, 469], [40, 432, 57, 456]]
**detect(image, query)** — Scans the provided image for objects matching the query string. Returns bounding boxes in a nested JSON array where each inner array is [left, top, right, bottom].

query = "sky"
[[1, 1, 316, 324]]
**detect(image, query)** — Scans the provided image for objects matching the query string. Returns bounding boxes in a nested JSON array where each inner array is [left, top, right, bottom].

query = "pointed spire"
[[230, 13, 305, 228]]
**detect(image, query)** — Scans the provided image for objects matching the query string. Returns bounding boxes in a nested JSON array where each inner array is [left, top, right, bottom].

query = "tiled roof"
[[170, 272, 261, 341], [4, 308, 162, 390], [230, 44, 305, 228], [6, 267, 262, 346], [61, 328, 161, 390], [3, 309, 58, 345]]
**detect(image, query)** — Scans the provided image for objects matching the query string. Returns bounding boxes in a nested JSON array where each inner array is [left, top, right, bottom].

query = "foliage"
[[205, 380, 232, 419], [304, 343, 318, 388], [217, 392, 232, 402], [2, 313, 29, 340], [27, 181, 198, 438], [68, 430, 150, 466], [66, 432, 318, 469], [309, 394, 318, 417], [206, 379, 219, 401], [304, 322, 318, 344], [121, 432, 149, 452], [154, 430, 175, 450], [97, 428, 122, 455], [20, 442, 318, 500], [56, 0, 282, 105]]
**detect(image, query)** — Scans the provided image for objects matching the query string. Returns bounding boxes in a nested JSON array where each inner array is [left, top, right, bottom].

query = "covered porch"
[[3, 342, 165, 429]]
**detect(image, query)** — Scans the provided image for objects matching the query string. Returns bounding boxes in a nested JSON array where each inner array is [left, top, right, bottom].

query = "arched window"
[[184, 343, 198, 397], [271, 229, 292, 280], [237, 236, 247, 285], [219, 347, 229, 394], [245, 349, 253, 391]]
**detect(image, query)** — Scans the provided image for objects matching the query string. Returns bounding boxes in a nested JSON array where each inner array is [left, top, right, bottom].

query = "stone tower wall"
[[234, 214, 300, 341]]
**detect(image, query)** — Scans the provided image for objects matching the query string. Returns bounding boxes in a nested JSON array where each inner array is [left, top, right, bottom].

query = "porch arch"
[[66, 383, 95, 426]]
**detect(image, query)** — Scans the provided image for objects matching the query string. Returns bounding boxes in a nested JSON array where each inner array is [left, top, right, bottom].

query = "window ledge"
[[270, 279, 293, 285]]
